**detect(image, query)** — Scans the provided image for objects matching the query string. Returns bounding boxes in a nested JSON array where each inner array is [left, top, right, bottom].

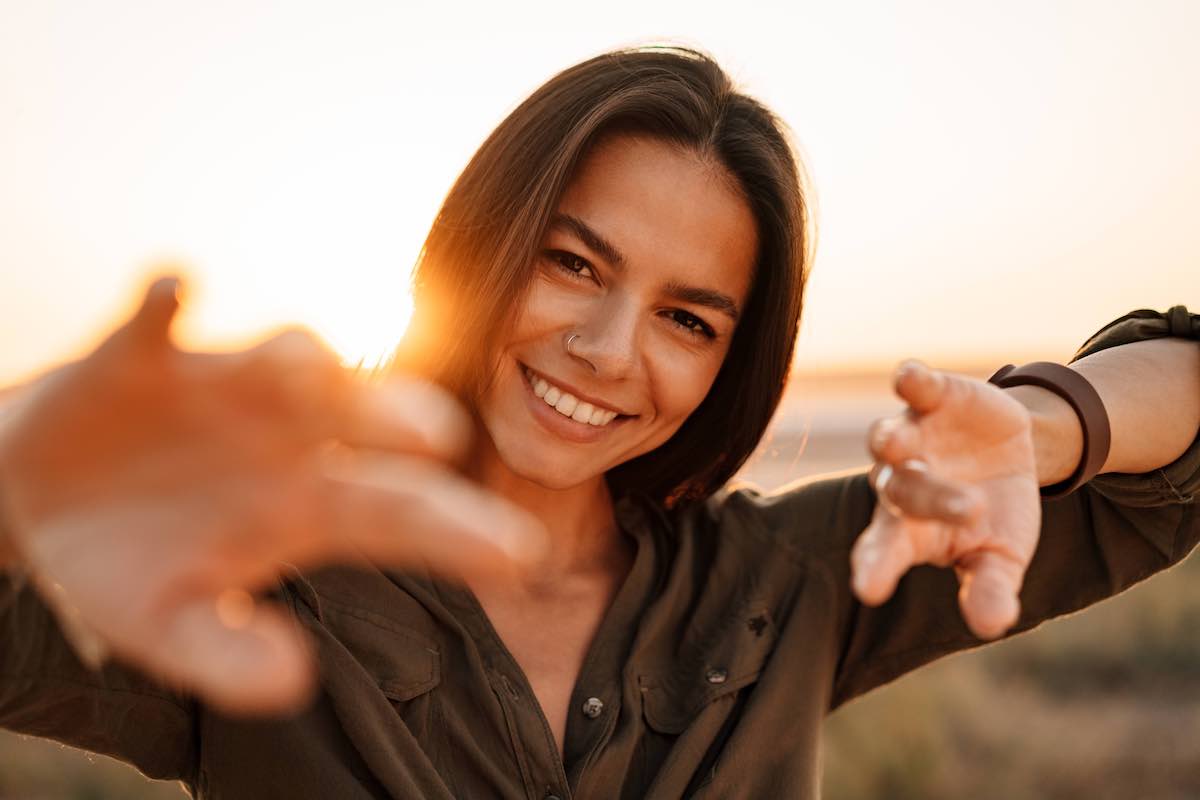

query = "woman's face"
[[476, 133, 758, 490]]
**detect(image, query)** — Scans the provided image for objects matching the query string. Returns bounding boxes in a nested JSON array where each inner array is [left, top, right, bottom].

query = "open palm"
[[0, 278, 546, 715], [850, 360, 1042, 640]]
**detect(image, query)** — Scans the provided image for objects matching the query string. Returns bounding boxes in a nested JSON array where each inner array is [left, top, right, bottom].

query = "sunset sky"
[[1, 0, 1197, 385]]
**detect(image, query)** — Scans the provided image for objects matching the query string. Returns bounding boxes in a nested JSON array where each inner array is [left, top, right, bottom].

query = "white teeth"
[[555, 393, 578, 416], [524, 367, 622, 427]]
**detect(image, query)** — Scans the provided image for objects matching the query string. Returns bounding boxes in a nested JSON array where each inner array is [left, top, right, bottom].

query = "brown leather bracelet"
[[987, 361, 1111, 500]]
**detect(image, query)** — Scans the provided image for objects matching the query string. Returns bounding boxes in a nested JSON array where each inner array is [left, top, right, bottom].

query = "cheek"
[[513, 275, 585, 337], [649, 350, 724, 423]]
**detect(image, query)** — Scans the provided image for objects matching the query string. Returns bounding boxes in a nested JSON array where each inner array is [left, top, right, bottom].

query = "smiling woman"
[[390, 45, 812, 509], [474, 134, 758, 492], [0, 44, 1199, 800]]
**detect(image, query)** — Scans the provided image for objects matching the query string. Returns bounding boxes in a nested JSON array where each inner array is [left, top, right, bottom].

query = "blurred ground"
[[2, 367, 1197, 798]]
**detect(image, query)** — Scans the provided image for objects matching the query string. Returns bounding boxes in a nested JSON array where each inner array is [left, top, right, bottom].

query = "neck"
[[466, 422, 630, 597]]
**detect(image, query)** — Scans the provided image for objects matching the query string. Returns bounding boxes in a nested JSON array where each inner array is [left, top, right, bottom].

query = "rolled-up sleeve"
[[1072, 304, 1200, 506], [0, 574, 198, 782]]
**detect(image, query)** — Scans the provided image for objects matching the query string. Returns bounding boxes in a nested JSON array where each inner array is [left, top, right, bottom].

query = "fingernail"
[[871, 421, 894, 452], [944, 495, 969, 516]]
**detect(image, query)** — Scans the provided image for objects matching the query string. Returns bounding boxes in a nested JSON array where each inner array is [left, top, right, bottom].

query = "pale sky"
[[1, 0, 1197, 384]]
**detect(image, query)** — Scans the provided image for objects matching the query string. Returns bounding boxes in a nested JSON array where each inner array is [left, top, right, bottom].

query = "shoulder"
[[619, 470, 876, 623], [680, 467, 877, 565]]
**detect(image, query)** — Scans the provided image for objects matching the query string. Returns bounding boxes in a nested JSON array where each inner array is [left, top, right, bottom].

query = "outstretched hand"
[[0, 276, 548, 715], [850, 360, 1042, 640]]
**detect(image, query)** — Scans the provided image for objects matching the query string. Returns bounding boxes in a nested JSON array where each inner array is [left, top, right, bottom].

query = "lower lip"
[[519, 364, 629, 444]]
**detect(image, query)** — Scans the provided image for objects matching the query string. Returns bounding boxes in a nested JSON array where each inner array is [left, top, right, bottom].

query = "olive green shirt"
[[2, 307, 1198, 799]]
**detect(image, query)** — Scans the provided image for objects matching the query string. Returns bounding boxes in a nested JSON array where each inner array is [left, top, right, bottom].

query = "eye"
[[665, 309, 717, 340], [544, 250, 596, 282]]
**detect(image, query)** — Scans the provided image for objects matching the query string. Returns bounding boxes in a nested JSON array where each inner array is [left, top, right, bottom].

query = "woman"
[[1, 45, 1197, 798]]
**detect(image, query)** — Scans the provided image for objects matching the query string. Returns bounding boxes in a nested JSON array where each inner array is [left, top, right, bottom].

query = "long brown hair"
[[387, 44, 816, 509]]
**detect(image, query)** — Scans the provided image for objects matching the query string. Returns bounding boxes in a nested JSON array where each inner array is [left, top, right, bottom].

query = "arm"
[[829, 305, 1200, 706], [1010, 336, 1200, 485], [0, 277, 548, 778], [0, 574, 200, 781]]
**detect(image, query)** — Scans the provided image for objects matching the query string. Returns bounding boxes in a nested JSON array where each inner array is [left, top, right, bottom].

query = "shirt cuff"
[[1068, 305, 1200, 507]]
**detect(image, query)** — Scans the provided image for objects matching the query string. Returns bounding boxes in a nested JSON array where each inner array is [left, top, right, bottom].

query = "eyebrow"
[[550, 213, 626, 269], [663, 281, 741, 323], [548, 212, 742, 322]]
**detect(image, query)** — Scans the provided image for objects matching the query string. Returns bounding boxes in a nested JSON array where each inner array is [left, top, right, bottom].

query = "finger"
[[867, 413, 922, 464], [892, 359, 948, 415], [206, 336, 470, 463], [143, 596, 316, 716], [206, 328, 351, 443], [850, 515, 917, 606], [955, 550, 1024, 640], [127, 275, 184, 348], [340, 378, 472, 462], [298, 451, 550, 579], [869, 460, 983, 526]]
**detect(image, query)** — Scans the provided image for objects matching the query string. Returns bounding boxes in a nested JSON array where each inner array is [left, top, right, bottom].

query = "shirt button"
[[705, 668, 728, 684], [581, 696, 604, 718]]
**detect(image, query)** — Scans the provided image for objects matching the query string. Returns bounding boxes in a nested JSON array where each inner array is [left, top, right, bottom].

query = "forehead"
[[553, 134, 757, 309]]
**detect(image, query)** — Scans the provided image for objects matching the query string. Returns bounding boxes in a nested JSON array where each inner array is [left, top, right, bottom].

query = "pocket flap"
[[639, 604, 778, 734], [320, 597, 441, 702]]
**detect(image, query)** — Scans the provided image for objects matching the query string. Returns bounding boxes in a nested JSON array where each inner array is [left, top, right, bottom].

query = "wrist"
[[1004, 384, 1085, 487]]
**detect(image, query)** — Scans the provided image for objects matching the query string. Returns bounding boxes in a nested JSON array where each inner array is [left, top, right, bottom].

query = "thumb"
[[850, 516, 917, 606], [146, 594, 316, 716], [956, 550, 1023, 640], [126, 275, 184, 350]]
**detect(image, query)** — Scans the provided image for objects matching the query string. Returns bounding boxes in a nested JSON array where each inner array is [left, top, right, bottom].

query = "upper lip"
[[522, 364, 632, 416]]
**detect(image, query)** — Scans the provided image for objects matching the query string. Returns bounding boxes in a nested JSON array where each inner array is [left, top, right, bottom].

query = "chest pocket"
[[638, 601, 779, 735], [316, 597, 442, 702], [281, 567, 442, 703]]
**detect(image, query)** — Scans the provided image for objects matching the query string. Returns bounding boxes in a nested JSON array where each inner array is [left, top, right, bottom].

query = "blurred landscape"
[[2, 367, 1198, 799]]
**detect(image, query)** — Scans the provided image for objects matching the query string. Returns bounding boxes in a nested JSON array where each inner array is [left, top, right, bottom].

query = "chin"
[[494, 440, 601, 490]]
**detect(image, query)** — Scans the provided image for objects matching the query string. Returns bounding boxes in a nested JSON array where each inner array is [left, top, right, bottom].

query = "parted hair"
[[388, 44, 816, 509]]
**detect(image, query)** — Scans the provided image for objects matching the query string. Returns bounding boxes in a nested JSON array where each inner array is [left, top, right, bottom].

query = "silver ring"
[[565, 332, 580, 356], [872, 459, 929, 517], [873, 463, 907, 517], [874, 464, 898, 513]]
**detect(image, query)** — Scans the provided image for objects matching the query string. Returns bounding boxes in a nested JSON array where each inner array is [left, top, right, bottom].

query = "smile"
[[523, 366, 621, 426]]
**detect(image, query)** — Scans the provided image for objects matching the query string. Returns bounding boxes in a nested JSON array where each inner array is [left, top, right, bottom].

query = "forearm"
[[1007, 337, 1200, 486]]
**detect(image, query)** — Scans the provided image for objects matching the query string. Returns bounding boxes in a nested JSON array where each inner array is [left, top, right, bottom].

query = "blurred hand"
[[0, 276, 547, 715], [850, 360, 1042, 640]]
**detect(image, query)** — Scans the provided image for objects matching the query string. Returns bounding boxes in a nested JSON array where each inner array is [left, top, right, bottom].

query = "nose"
[[568, 295, 639, 380]]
